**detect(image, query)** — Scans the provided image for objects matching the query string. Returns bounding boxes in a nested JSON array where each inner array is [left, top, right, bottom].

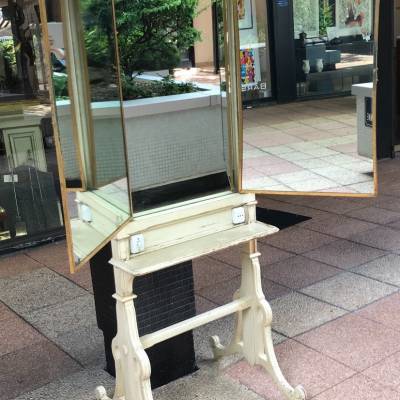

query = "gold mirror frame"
[[39, 0, 132, 273], [235, 0, 380, 198]]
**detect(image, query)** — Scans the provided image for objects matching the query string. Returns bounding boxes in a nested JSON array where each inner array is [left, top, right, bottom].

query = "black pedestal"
[[90, 244, 197, 388]]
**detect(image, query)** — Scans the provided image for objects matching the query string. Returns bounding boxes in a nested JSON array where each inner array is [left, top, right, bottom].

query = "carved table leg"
[[96, 267, 154, 400], [210, 290, 244, 359], [211, 240, 306, 400]]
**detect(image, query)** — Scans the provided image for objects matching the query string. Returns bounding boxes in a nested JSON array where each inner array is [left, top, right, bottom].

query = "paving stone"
[[297, 314, 400, 371], [283, 197, 364, 214], [312, 374, 400, 400], [195, 295, 218, 314], [193, 257, 239, 291], [25, 242, 69, 270], [304, 240, 387, 270], [270, 292, 346, 337], [0, 340, 81, 400], [303, 214, 377, 239], [0, 301, 14, 323], [349, 226, 400, 251], [0, 268, 89, 315], [24, 295, 97, 339], [0, 314, 45, 357], [353, 254, 400, 287], [362, 351, 400, 392], [346, 206, 400, 225], [0, 253, 42, 279], [301, 272, 398, 311], [154, 362, 264, 400], [226, 340, 355, 399], [356, 292, 400, 332], [198, 275, 291, 305], [261, 227, 336, 254], [263, 256, 341, 289], [25, 242, 93, 292], [52, 324, 106, 368], [194, 314, 285, 362], [14, 368, 114, 400], [210, 242, 294, 269]]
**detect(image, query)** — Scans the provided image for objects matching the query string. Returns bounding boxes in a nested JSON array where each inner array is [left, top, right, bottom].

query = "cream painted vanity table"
[[39, 0, 381, 399]]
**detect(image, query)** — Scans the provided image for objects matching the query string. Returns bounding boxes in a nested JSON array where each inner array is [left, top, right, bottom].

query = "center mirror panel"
[[240, 0, 377, 196], [118, 1, 231, 212]]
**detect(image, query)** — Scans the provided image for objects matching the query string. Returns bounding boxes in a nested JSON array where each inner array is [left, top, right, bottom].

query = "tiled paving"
[[1, 158, 400, 398], [243, 97, 375, 193]]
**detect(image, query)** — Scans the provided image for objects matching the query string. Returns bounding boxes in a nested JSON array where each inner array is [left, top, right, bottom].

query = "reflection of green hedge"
[[122, 75, 199, 100], [0, 40, 17, 88], [53, 72, 68, 99]]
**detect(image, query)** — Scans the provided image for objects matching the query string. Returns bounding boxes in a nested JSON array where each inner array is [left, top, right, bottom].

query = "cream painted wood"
[[95, 193, 306, 400]]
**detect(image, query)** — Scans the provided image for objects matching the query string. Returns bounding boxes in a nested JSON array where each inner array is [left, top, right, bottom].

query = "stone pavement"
[[1, 158, 400, 399]]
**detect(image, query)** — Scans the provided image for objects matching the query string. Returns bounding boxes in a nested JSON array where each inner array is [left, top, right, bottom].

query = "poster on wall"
[[240, 48, 261, 87], [336, 0, 373, 37], [292, 0, 319, 38], [238, 0, 253, 30]]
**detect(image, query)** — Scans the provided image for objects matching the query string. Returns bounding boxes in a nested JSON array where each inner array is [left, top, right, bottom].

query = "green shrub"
[[52, 72, 69, 99], [122, 75, 199, 100]]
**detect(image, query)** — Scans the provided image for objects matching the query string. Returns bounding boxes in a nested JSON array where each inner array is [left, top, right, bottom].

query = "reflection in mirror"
[[240, 0, 376, 195], [44, 0, 131, 269], [47, 20, 83, 188], [0, 1, 64, 252], [114, 0, 231, 211]]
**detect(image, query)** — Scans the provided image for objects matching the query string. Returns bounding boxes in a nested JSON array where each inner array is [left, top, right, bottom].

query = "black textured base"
[[90, 244, 197, 389], [256, 207, 311, 230]]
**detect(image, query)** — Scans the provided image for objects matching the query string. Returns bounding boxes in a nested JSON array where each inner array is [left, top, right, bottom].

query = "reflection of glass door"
[[239, 0, 273, 103]]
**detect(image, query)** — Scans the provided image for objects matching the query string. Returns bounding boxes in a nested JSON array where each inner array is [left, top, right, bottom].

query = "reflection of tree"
[[81, 0, 200, 75], [9, 0, 40, 96], [293, 0, 319, 37]]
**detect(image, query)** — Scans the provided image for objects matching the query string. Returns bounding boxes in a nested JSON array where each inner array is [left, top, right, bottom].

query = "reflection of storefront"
[[0, 1, 64, 253], [238, 0, 375, 104]]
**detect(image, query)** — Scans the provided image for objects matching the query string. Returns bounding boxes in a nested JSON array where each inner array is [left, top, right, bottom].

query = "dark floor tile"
[[296, 314, 400, 371], [260, 227, 336, 254], [0, 254, 42, 279], [210, 242, 294, 269], [349, 226, 400, 251], [304, 240, 386, 270], [0, 340, 81, 400], [263, 256, 341, 289], [195, 295, 217, 314], [193, 257, 239, 291], [346, 206, 400, 225], [0, 315, 45, 357], [303, 214, 377, 239], [198, 275, 290, 305]]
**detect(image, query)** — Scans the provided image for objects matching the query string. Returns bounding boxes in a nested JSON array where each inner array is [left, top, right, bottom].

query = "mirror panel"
[[0, 1, 64, 252], [113, 0, 231, 212], [43, 0, 131, 270], [240, 0, 377, 195]]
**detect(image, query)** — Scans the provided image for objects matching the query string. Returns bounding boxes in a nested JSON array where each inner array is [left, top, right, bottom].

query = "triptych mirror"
[[39, 0, 378, 271]]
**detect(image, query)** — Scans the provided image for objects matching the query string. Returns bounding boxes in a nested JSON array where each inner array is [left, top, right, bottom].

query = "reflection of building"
[[0, 1, 64, 253]]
